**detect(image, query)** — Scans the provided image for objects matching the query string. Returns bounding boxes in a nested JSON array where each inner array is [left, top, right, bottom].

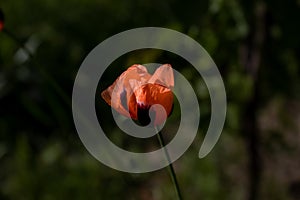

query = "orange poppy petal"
[[101, 64, 174, 125], [148, 64, 174, 89], [101, 64, 151, 119], [134, 83, 173, 125]]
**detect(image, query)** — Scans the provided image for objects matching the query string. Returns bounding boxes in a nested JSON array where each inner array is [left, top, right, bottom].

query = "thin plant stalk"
[[155, 127, 183, 200]]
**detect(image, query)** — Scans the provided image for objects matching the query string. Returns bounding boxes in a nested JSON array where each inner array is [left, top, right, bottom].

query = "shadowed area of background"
[[0, 0, 300, 199]]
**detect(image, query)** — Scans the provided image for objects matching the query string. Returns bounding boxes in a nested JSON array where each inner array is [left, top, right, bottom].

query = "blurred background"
[[0, 0, 300, 199]]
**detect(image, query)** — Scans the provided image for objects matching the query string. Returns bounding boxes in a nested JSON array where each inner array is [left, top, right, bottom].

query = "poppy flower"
[[0, 8, 4, 31], [101, 64, 174, 126]]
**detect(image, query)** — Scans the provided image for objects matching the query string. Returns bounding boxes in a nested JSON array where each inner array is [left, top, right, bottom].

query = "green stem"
[[156, 127, 183, 200]]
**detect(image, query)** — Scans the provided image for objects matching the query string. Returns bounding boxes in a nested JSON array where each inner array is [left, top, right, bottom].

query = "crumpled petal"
[[101, 64, 151, 119], [101, 64, 174, 125], [148, 64, 174, 88], [134, 83, 173, 125]]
